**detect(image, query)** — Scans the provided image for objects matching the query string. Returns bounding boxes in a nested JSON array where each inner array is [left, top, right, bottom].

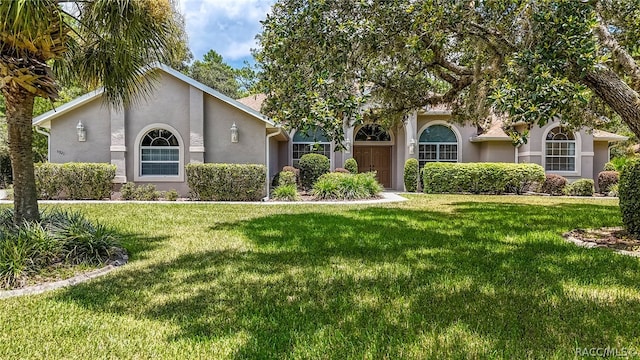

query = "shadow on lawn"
[[56, 201, 640, 358]]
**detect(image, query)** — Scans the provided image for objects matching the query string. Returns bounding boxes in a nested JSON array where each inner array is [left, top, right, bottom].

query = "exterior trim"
[[518, 151, 543, 157], [133, 123, 185, 182], [189, 146, 205, 153], [352, 125, 395, 146], [110, 146, 127, 152], [32, 64, 276, 128], [541, 124, 582, 177], [417, 120, 462, 163]]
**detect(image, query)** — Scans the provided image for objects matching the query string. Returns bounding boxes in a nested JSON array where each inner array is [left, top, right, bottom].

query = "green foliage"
[[163, 189, 179, 201], [564, 179, 594, 197], [278, 171, 297, 187], [603, 162, 616, 171], [422, 163, 544, 194], [403, 158, 419, 192], [344, 158, 358, 174], [619, 158, 640, 237], [256, 1, 640, 145], [610, 156, 635, 172], [312, 172, 382, 200], [188, 50, 241, 98], [542, 174, 568, 196], [120, 183, 163, 201], [597, 171, 619, 194], [0, 209, 121, 288], [186, 163, 266, 201], [298, 154, 330, 190], [609, 183, 619, 197], [271, 184, 300, 201], [34, 163, 115, 200]]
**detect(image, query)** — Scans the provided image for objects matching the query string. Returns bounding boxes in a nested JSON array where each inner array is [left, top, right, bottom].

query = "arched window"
[[354, 124, 391, 142], [292, 128, 331, 167], [418, 124, 458, 167], [140, 129, 180, 176], [545, 126, 576, 171]]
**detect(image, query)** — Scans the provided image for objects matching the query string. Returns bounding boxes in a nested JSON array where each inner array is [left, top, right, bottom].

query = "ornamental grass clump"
[[271, 184, 300, 201], [312, 172, 382, 200], [0, 209, 122, 289]]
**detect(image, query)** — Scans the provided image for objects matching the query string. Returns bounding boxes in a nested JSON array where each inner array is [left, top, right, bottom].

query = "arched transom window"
[[292, 128, 331, 167], [355, 124, 391, 142], [545, 126, 576, 171], [140, 129, 180, 176], [418, 124, 458, 167]]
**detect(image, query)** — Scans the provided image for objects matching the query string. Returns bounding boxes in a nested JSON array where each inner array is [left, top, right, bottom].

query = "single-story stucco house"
[[33, 64, 627, 195]]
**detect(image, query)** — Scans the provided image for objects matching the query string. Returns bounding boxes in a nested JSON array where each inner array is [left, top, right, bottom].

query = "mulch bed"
[[563, 227, 640, 256]]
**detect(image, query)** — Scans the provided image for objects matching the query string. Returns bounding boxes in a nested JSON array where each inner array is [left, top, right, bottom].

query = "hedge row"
[[619, 158, 640, 237], [35, 163, 116, 200], [186, 163, 266, 201], [422, 162, 545, 194]]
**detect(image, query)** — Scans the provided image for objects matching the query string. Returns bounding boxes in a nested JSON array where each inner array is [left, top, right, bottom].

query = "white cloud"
[[179, 0, 274, 66]]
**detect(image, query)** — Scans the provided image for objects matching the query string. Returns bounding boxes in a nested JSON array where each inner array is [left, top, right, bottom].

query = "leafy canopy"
[[256, 0, 640, 143]]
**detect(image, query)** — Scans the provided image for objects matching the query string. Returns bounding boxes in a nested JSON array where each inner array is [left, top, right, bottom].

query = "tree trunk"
[[583, 68, 640, 139], [2, 88, 40, 223]]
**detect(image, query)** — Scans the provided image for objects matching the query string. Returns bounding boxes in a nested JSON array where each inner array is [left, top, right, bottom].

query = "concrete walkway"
[[0, 191, 408, 205]]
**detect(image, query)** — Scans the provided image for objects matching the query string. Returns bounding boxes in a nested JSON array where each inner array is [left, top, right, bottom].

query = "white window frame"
[[353, 124, 395, 146], [542, 125, 581, 176], [134, 123, 184, 182], [417, 121, 462, 168], [290, 129, 332, 168]]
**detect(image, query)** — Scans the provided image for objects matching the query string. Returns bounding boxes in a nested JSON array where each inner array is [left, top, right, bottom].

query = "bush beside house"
[[542, 174, 568, 195], [312, 172, 382, 200], [597, 171, 619, 194], [422, 163, 544, 194], [619, 158, 640, 238], [344, 158, 358, 174], [403, 158, 419, 192], [564, 179, 594, 196], [186, 164, 266, 201], [35, 163, 115, 200], [299, 154, 330, 189]]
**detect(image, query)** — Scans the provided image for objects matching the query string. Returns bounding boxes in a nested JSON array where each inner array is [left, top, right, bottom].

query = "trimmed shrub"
[[35, 163, 115, 200], [334, 167, 350, 174], [542, 174, 568, 195], [119, 183, 159, 201], [278, 170, 297, 187], [403, 158, 419, 192], [603, 162, 616, 171], [597, 171, 619, 194], [422, 163, 545, 194], [619, 158, 640, 237], [120, 182, 137, 200], [299, 153, 330, 189], [186, 163, 266, 201], [282, 166, 300, 180], [0, 209, 121, 289], [272, 184, 300, 201], [164, 189, 179, 201], [344, 158, 358, 174], [564, 179, 594, 196], [312, 172, 382, 200]]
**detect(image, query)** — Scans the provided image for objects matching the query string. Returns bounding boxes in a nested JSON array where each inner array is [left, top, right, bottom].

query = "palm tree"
[[0, 0, 179, 223]]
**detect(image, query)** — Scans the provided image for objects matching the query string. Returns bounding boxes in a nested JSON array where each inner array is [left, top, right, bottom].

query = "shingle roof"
[[237, 93, 267, 112]]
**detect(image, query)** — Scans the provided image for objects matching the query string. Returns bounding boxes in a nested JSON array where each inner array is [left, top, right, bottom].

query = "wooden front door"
[[353, 146, 392, 188]]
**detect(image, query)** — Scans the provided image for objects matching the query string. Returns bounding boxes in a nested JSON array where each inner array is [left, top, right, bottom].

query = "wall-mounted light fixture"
[[230, 123, 238, 143], [344, 138, 351, 153], [76, 121, 86, 142], [408, 138, 416, 155]]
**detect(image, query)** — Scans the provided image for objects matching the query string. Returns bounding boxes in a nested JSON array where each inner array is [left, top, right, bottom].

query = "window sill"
[[133, 174, 184, 182]]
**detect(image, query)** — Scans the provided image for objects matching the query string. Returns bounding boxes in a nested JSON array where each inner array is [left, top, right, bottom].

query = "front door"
[[353, 146, 392, 188]]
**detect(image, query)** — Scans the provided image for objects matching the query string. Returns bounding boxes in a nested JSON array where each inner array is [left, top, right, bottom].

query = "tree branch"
[[593, 22, 640, 92]]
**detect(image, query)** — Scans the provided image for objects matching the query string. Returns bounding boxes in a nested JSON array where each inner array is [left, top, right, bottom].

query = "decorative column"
[[189, 86, 205, 163], [110, 106, 127, 183]]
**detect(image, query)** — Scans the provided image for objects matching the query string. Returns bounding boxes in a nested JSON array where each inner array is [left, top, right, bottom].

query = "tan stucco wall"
[[49, 98, 111, 163], [593, 141, 610, 191], [480, 142, 516, 163], [203, 95, 266, 164]]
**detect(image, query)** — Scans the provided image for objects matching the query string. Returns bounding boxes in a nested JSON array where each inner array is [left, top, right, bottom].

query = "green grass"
[[1, 195, 639, 359]]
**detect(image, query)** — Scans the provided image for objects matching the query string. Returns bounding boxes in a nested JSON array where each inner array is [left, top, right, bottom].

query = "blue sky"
[[179, 0, 275, 69]]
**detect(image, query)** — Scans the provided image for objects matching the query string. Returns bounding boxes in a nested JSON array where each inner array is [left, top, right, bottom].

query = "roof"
[[237, 93, 267, 112], [592, 129, 628, 142], [470, 116, 511, 142], [33, 64, 275, 128]]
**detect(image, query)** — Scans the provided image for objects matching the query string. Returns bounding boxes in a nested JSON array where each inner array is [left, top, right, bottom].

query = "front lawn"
[[1, 195, 638, 359]]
